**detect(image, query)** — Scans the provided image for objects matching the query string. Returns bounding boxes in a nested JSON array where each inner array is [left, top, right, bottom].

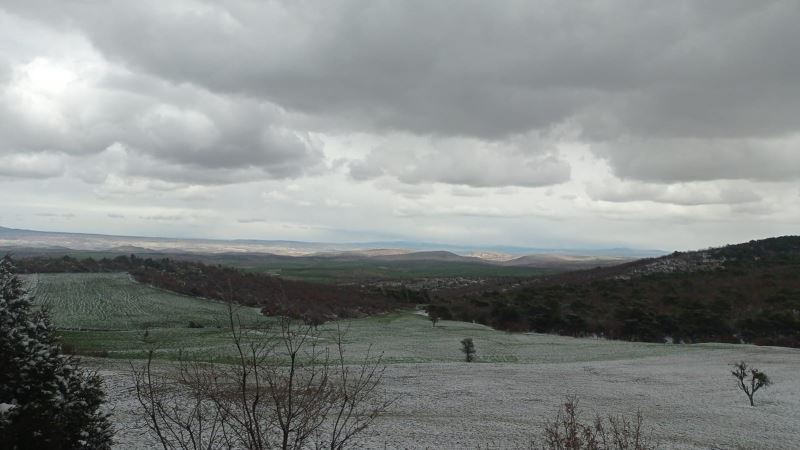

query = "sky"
[[1, 0, 799, 251]]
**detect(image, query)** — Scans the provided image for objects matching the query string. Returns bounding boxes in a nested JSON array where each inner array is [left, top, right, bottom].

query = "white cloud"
[[588, 179, 763, 206], [0, 152, 65, 178], [349, 133, 570, 188]]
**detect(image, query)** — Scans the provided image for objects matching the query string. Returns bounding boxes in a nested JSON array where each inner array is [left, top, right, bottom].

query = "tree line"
[[429, 262, 800, 348]]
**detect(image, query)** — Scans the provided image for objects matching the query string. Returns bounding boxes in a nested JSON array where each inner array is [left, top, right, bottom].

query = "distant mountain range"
[[0, 226, 665, 265]]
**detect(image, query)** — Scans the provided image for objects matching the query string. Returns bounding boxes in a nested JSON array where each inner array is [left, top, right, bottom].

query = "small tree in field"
[[731, 361, 771, 406], [429, 308, 440, 327], [0, 255, 113, 449], [461, 338, 476, 362]]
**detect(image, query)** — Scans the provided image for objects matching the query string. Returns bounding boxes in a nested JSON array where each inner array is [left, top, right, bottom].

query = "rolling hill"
[[432, 236, 800, 347], [1, 226, 638, 284]]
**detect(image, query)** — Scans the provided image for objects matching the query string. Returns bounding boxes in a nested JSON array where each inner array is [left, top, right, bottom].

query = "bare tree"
[[131, 305, 391, 450], [540, 397, 656, 450], [326, 326, 392, 450], [131, 351, 231, 450], [461, 338, 476, 362], [730, 361, 771, 407]]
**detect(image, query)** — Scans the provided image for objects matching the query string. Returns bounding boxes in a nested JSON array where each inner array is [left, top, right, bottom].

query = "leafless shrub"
[[131, 306, 392, 450], [539, 397, 657, 450]]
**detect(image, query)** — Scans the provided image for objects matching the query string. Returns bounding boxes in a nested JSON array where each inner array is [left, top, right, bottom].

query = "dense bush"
[[434, 238, 800, 347]]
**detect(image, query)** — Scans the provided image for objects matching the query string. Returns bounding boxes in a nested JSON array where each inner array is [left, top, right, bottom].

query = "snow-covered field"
[[95, 338, 800, 449], [31, 274, 799, 448]]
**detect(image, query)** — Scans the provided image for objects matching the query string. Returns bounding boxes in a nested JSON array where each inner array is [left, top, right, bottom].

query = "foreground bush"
[[539, 397, 656, 450], [0, 256, 113, 449]]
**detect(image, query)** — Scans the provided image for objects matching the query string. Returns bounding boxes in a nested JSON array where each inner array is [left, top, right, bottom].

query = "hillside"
[[432, 236, 800, 347], [14, 255, 400, 322], [24, 272, 264, 330]]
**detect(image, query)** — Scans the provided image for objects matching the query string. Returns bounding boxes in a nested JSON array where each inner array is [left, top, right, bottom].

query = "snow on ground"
[[33, 274, 798, 447], [93, 342, 800, 449]]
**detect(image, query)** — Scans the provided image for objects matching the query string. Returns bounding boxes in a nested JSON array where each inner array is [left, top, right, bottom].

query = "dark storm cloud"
[[5, 1, 797, 133], [594, 138, 800, 183], [2, 0, 800, 185]]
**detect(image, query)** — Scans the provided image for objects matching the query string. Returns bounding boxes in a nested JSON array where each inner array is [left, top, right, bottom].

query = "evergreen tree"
[[0, 256, 113, 449], [461, 337, 476, 362]]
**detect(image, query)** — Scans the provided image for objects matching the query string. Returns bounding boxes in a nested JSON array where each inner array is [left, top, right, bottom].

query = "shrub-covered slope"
[[432, 236, 800, 347]]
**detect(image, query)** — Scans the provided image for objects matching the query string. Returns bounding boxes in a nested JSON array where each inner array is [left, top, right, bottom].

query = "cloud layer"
[[0, 1, 799, 249]]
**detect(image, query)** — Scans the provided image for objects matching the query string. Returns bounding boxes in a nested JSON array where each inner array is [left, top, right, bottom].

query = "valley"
[[21, 271, 800, 449], [7, 233, 800, 449]]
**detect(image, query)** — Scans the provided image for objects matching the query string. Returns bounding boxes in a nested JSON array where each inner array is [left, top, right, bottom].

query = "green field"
[[25, 273, 264, 330], [235, 259, 550, 282], [10, 247, 549, 282], [24, 272, 737, 364]]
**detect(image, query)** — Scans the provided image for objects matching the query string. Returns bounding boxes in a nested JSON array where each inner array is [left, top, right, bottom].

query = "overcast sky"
[[1, 1, 799, 251]]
